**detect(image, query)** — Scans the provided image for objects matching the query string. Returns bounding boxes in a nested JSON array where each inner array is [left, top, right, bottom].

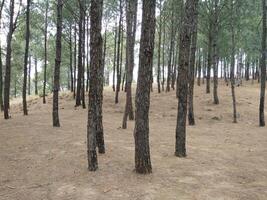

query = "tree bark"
[[122, 0, 137, 129], [259, 0, 266, 126], [175, 0, 199, 157], [3, 0, 15, 119], [34, 57, 38, 95], [43, 0, 48, 104], [188, 1, 199, 126], [134, 0, 156, 174], [87, 0, 104, 171], [52, 0, 63, 127]]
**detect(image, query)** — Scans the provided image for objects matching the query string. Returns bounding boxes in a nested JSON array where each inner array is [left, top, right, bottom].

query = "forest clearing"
[[0, 83, 267, 200]]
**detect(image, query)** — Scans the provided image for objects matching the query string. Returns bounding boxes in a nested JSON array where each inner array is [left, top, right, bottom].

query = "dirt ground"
[[0, 82, 267, 200]]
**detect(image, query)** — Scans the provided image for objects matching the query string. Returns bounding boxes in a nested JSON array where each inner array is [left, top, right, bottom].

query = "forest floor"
[[0, 81, 267, 200]]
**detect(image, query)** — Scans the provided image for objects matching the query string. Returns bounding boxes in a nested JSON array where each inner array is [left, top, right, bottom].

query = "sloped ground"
[[0, 82, 267, 200]]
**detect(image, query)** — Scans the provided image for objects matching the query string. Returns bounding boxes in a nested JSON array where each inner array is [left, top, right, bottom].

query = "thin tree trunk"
[[157, 0, 162, 93], [115, 0, 123, 104], [52, 0, 63, 127], [87, 0, 104, 171], [86, 15, 90, 92], [197, 49, 201, 86], [28, 55, 31, 95], [73, 24, 77, 99], [230, 0, 237, 123], [162, 21, 166, 92], [259, 0, 266, 126], [43, 0, 48, 104], [122, 0, 137, 129], [69, 24, 74, 92], [112, 23, 118, 92], [34, 57, 38, 95]]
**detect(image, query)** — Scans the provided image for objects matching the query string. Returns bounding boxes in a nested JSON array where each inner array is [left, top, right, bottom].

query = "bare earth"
[[0, 82, 267, 200]]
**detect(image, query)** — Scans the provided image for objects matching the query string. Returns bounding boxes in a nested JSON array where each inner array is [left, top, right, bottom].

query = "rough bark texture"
[[43, 0, 48, 104], [69, 24, 74, 92], [73, 24, 77, 99], [188, 1, 199, 126], [259, 0, 266, 127], [112, 24, 117, 92], [206, 22, 212, 94], [175, 0, 198, 157], [87, 0, 104, 171], [22, 0, 31, 116], [134, 0, 156, 174], [122, 0, 137, 129], [3, 0, 15, 119], [52, 0, 63, 127], [0, 0, 5, 111]]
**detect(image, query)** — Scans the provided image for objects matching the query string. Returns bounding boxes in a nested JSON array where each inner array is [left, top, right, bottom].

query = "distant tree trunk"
[[86, 15, 90, 92], [34, 57, 38, 95], [166, 7, 175, 92], [73, 24, 77, 99], [28, 55, 31, 96], [103, 29, 107, 85], [115, 0, 123, 104], [69, 24, 74, 92], [52, 0, 63, 127], [245, 58, 250, 81], [43, 0, 48, 104], [3, 0, 15, 119], [259, 0, 266, 127], [206, 22, 212, 94], [202, 52, 206, 84], [76, 0, 84, 107], [0, 0, 5, 111], [197, 50, 201, 86], [172, 41, 178, 91], [162, 21, 166, 92], [188, 1, 199, 126], [112, 23, 117, 92], [157, 0, 162, 93], [175, 0, 198, 157], [212, 0, 219, 104], [134, 0, 156, 174], [230, 0, 237, 123], [87, 0, 104, 171], [0, 45, 3, 111], [122, 0, 137, 129], [81, 10, 86, 109]]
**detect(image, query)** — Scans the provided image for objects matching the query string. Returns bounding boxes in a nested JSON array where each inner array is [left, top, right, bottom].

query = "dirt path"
[[0, 83, 267, 200]]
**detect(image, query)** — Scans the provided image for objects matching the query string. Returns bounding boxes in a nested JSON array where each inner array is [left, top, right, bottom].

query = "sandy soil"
[[0, 82, 267, 200]]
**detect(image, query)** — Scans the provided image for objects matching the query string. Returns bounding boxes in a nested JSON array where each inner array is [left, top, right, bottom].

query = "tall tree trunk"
[[112, 24, 117, 92], [86, 15, 90, 92], [73, 24, 77, 99], [259, 0, 266, 126], [69, 24, 74, 92], [115, 0, 123, 104], [22, 0, 30, 115], [230, 0, 237, 123], [188, 1, 199, 126], [175, 0, 198, 157], [52, 0, 63, 127], [212, 0, 219, 104], [206, 22, 212, 94], [166, 6, 175, 92], [162, 21, 166, 92], [28, 55, 31, 96], [0, 0, 5, 111], [157, 0, 162, 93], [34, 57, 38, 95], [3, 0, 15, 119], [43, 0, 48, 104], [81, 10, 86, 109], [134, 0, 156, 174], [122, 0, 137, 129], [76, 0, 84, 107], [197, 49, 201, 86], [87, 0, 104, 171]]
